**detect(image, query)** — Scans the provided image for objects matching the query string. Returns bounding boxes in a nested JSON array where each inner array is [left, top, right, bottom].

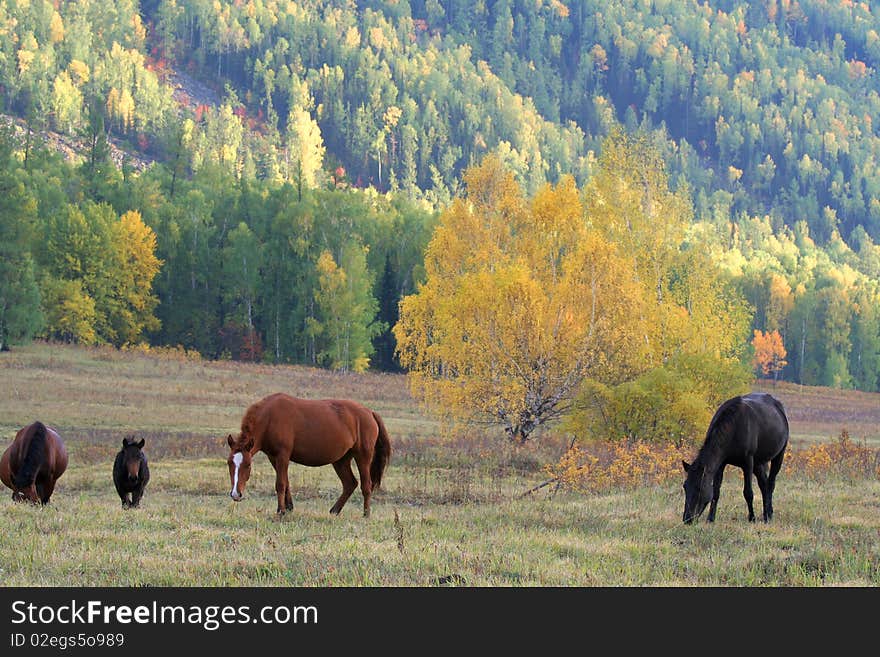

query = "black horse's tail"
[[13, 421, 47, 488], [370, 411, 392, 490]]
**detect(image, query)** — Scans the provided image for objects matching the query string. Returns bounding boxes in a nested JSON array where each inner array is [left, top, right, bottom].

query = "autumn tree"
[[104, 210, 162, 345], [0, 161, 42, 350], [394, 155, 648, 443], [285, 104, 325, 199], [313, 244, 383, 373], [568, 131, 753, 446], [37, 204, 160, 346], [752, 329, 788, 381]]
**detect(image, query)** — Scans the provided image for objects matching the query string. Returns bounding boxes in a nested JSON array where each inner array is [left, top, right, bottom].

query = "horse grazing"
[[226, 393, 392, 517], [113, 436, 150, 508], [0, 421, 68, 505], [682, 392, 789, 524]]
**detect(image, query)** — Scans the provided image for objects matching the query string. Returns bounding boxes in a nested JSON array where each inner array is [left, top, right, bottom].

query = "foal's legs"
[[329, 454, 358, 515], [754, 462, 771, 522], [130, 481, 145, 508], [707, 465, 725, 522], [742, 456, 756, 522], [354, 451, 373, 518]]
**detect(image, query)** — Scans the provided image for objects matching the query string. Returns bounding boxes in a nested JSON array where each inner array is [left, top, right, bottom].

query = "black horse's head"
[[681, 460, 713, 524], [119, 436, 145, 484]]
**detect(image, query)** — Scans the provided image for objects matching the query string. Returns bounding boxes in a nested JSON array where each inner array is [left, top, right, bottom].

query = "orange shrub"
[[548, 430, 880, 493], [785, 430, 880, 480], [546, 439, 688, 493]]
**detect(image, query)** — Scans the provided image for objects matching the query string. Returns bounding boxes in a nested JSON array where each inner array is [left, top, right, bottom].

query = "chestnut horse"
[[226, 393, 392, 517], [0, 421, 68, 505]]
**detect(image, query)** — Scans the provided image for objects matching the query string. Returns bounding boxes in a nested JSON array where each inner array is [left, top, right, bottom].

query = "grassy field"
[[1, 342, 879, 586]]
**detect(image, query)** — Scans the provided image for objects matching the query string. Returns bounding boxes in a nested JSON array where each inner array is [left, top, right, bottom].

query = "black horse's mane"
[[13, 421, 47, 488], [694, 396, 743, 464]]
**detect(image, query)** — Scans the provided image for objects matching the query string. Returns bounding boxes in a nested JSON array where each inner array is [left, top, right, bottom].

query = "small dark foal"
[[113, 437, 150, 509]]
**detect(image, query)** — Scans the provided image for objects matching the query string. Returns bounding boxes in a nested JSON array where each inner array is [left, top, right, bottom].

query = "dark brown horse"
[[113, 436, 150, 508], [682, 392, 789, 524], [0, 421, 68, 505], [226, 393, 392, 517]]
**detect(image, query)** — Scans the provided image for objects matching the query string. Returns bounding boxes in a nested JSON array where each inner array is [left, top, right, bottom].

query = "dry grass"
[[753, 380, 880, 446], [0, 341, 437, 441], [1, 343, 879, 586]]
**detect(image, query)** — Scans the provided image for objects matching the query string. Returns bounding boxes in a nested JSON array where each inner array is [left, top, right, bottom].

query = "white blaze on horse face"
[[231, 451, 244, 499]]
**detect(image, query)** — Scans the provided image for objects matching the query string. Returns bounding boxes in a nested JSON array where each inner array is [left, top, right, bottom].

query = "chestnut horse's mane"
[[232, 397, 266, 451]]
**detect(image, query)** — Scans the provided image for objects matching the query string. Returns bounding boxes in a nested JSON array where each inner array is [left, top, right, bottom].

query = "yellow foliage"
[[121, 343, 202, 362], [546, 439, 688, 493], [395, 155, 648, 443], [68, 60, 90, 85], [752, 329, 787, 377], [785, 430, 880, 480], [49, 11, 64, 44]]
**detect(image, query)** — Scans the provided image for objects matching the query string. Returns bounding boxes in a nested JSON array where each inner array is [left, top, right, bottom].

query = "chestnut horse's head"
[[11, 484, 39, 504], [226, 434, 253, 501]]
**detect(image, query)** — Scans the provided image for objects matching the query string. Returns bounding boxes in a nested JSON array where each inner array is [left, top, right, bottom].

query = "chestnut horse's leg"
[[329, 455, 357, 515], [267, 455, 293, 511], [37, 476, 56, 505], [354, 452, 373, 518], [273, 455, 291, 516]]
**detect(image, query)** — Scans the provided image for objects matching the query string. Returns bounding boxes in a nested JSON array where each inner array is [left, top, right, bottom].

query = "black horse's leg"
[[329, 455, 357, 515], [354, 451, 373, 518], [707, 465, 725, 522], [765, 450, 785, 521], [754, 462, 771, 522], [742, 457, 756, 522]]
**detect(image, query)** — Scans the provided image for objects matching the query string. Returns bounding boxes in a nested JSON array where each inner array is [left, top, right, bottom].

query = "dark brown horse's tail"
[[13, 421, 47, 488], [370, 411, 392, 490]]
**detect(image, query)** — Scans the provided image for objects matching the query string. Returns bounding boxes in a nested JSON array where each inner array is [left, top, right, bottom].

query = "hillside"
[[0, 1, 879, 397]]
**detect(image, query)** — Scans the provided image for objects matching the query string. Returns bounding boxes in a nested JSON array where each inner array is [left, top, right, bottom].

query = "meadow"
[[1, 342, 879, 586]]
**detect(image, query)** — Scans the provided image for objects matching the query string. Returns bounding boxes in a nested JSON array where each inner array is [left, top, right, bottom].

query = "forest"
[[0, 0, 879, 406]]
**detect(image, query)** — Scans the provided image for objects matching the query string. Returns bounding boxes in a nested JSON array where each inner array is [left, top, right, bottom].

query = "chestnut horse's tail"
[[13, 421, 47, 488], [370, 411, 392, 490]]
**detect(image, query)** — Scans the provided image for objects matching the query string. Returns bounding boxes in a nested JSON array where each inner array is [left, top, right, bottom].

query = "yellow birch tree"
[[394, 155, 648, 443]]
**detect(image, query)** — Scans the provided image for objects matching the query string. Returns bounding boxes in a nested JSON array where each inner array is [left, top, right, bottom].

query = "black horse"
[[113, 436, 150, 509], [682, 392, 789, 524]]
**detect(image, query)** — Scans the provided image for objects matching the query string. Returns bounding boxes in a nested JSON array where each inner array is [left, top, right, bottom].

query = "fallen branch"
[[520, 478, 559, 497]]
